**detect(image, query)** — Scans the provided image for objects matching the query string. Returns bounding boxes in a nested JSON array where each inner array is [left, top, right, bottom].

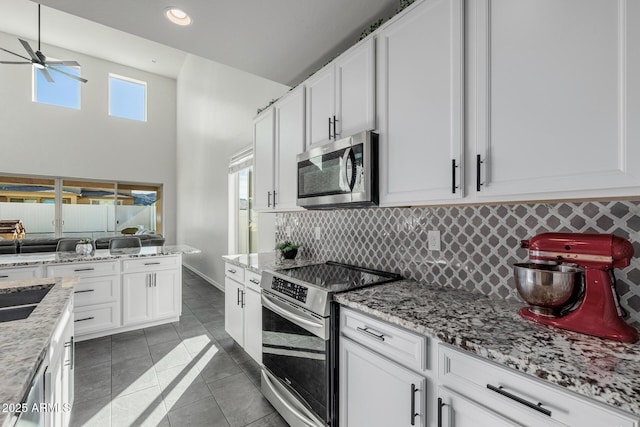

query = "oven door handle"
[[261, 293, 324, 330], [261, 369, 319, 427]]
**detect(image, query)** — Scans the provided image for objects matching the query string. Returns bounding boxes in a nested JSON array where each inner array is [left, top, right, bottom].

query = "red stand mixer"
[[514, 232, 638, 343]]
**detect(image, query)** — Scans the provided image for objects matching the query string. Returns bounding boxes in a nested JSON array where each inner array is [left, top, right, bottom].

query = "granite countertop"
[[0, 276, 77, 426], [0, 245, 200, 268], [222, 252, 322, 274], [334, 280, 640, 417]]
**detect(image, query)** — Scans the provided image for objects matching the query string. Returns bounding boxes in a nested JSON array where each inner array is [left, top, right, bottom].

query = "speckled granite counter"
[[0, 245, 200, 268], [0, 276, 77, 426], [334, 280, 640, 417], [222, 252, 322, 274]]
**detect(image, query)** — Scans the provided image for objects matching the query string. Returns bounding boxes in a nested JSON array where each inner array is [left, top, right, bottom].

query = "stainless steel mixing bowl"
[[513, 263, 583, 315]]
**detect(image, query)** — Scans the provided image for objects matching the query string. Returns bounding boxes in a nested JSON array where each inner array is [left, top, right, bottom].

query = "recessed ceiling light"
[[165, 7, 192, 26]]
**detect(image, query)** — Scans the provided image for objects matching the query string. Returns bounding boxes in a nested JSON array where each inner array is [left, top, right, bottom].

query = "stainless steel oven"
[[260, 262, 401, 427], [296, 131, 378, 209]]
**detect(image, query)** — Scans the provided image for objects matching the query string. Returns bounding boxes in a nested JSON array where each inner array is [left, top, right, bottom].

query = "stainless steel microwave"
[[296, 131, 378, 209]]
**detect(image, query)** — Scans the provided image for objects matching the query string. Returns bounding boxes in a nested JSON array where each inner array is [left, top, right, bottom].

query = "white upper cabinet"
[[275, 86, 305, 210], [472, 0, 640, 200], [377, 0, 465, 206], [306, 37, 376, 149], [253, 109, 275, 211]]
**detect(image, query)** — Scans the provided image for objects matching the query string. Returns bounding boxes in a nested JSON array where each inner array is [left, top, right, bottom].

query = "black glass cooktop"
[[276, 261, 401, 293]]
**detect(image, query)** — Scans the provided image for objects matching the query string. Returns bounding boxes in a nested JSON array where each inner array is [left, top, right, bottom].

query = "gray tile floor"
[[70, 268, 288, 427]]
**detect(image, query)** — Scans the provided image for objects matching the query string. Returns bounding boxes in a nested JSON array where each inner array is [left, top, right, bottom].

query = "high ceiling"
[[0, 0, 400, 85]]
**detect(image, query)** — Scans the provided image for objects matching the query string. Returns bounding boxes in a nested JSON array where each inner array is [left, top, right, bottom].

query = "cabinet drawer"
[[73, 275, 120, 307], [224, 262, 245, 283], [340, 307, 427, 372], [245, 270, 262, 292], [0, 266, 43, 281], [439, 345, 638, 427], [47, 261, 119, 279], [74, 303, 120, 336], [121, 256, 179, 273]]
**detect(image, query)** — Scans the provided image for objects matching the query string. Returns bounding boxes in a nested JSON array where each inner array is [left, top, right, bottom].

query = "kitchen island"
[[0, 276, 77, 427]]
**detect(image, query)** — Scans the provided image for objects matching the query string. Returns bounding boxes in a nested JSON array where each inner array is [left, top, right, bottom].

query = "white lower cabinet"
[[224, 276, 245, 346], [437, 386, 518, 427], [339, 307, 431, 427], [340, 336, 426, 427], [0, 265, 43, 281], [46, 299, 74, 427], [438, 344, 638, 427], [224, 264, 263, 364], [122, 264, 180, 326]]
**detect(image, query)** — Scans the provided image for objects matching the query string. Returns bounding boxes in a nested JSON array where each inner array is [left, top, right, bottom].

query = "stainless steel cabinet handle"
[[249, 279, 260, 285], [356, 326, 385, 341], [74, 267, 95, 272], [144, 262, 161, 266], [476, 154, 484, 192], [451, 159, 459, 194], [410, 384, 419, 426], [74, 316, 94, 322], [437, 397, 445, 427], [74, 289, 94, 294], [241, 290, 245, 308], [273, 190, 277, 207], [487, 384, 551, 417], [227, 269, 237, 274], [237, 288, 241, 305]]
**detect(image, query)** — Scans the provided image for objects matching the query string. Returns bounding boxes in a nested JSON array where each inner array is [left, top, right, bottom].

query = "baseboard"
[[183, 263, 224, 292]]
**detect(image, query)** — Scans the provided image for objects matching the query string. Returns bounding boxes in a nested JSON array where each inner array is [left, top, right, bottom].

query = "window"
[[0, 175, 161, 240], [229, 148, 258, 254], [109, 74, 146, 122], [33, 66, 81, 109]]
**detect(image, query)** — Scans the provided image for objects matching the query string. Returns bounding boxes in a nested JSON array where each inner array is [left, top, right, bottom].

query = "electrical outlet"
[[315, 226, 321, 241], [428, 230, 441, 251]]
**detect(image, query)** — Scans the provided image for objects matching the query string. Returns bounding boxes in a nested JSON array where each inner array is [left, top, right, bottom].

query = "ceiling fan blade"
[[48, 66, 88, 83], [19, 39, 38, 62], [0, 61, 31, 64], [35, 51, 47, 64], [46, 60, 80, 66], [0, 46, 32, 62], [39, 67, 54, 83]]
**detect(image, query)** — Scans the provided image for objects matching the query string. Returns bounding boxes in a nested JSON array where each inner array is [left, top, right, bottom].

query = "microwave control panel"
[[271, 277, 308, 303]]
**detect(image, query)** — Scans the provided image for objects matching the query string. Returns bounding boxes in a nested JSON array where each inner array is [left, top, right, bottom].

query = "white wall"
[[176, 54, 288, 287], [0, 31, 178, 242]]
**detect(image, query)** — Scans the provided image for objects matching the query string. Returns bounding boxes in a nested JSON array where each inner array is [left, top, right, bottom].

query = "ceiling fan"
[[0, 4, 87, 83]]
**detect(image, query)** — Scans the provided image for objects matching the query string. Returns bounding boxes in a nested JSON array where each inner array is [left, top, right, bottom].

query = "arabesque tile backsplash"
[[275, 200, 640, 326]]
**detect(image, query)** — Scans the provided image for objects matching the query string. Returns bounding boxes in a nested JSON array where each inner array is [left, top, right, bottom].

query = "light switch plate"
[[428, 230, 441, 251]]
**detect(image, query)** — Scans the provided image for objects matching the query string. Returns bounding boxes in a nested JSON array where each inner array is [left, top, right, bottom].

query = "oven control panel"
[[271, 277, 308, 303]]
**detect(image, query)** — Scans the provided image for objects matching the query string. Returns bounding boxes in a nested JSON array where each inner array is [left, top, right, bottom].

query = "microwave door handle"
[[342, 147, 355, 191]]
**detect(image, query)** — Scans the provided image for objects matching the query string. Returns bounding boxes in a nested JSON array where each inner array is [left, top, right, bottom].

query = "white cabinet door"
[[378, 0, 464, 206], [340, 336, 426, 427], [225, 277, 244, 346], [335, 37, 376, 139], [305, 65, 334, 149], [275, 86, 305, 211], [472, 0, 640, 199], [153, 269, 180, 320], [254, 109, 275, 211], [243, 286, 262, 364], [122, 272, 153, 325], [438, 387, 522, 427]]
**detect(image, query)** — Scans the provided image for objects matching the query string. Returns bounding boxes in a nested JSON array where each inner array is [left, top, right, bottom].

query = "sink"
[[0, 305, 38, 323], [0, 285, 53, 323]]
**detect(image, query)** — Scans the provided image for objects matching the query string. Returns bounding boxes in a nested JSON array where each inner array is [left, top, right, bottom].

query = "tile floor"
[[70, 268, 287, 427]]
